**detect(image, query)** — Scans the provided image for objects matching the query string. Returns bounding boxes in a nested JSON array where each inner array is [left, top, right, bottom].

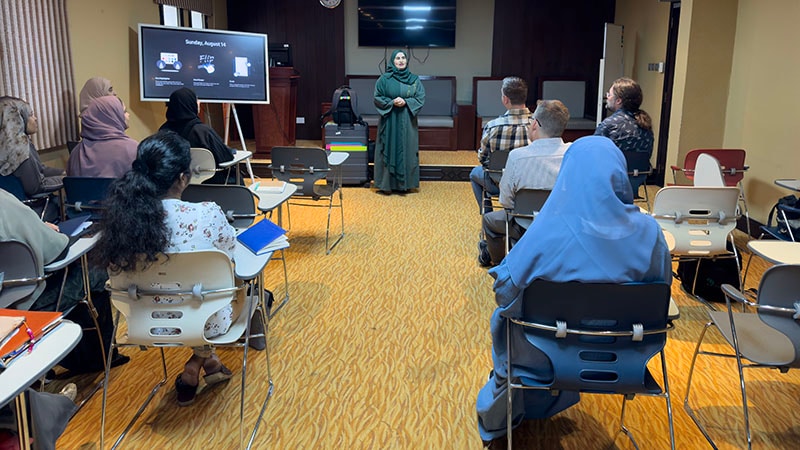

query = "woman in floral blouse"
[[94, 130, 237, 406]]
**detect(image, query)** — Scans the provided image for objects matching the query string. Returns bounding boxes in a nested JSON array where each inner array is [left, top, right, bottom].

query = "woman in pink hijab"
[[67, 96, 138, 177], [78, 77, 115, 114]]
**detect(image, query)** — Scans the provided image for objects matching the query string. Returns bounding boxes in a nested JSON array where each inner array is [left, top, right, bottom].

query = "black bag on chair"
[[676, 242, 741, 303]]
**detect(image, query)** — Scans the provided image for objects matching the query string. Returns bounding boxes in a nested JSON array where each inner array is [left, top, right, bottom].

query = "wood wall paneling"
[[226, 0, 345, 141], [491, 0, 615, 119]]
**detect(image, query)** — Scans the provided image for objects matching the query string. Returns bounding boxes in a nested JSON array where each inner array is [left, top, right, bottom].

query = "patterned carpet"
[[55, 182, 800, 449]]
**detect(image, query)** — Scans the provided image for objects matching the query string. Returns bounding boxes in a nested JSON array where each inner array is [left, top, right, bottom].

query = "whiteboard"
[[597, 23, 624, 125]]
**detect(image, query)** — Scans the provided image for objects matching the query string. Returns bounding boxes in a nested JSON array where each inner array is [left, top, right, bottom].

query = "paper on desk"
[[251, 180, 286, 194]]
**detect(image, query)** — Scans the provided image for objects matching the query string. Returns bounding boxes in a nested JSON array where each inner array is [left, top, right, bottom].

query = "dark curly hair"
[[92, 130, 191, 272]]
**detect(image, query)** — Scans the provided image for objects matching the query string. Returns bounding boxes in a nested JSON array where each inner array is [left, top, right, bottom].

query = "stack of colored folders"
[[0, 309, 62, 369]]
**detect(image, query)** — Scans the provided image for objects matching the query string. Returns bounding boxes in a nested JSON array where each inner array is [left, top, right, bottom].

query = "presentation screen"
[[138, 24, 270, 104]]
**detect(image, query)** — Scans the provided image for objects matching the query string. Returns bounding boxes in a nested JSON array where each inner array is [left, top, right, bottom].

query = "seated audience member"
[[0, 97, 65, 198], [78, 76, 116, 114], [475, 136, 671, 444], [160, 87, 234, 184], [470, 77, 532, 214], [595, 77, 653, 156], [478, 100, 571, 267], [94, 130, 239, 406], [0, 189, 125, 373], [67, 96, 137, 177], [0, 384, 77, 450]]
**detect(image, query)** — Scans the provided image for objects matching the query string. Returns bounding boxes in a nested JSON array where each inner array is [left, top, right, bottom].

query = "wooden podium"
[[253, 67, 299, 158]]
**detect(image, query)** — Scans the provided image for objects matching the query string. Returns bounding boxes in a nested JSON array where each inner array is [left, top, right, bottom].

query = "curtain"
[[0, 0, 77, 149], [153, 0, 213, 16]]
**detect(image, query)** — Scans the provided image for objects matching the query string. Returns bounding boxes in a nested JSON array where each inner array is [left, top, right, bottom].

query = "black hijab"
[[160, 87, 202, 135]]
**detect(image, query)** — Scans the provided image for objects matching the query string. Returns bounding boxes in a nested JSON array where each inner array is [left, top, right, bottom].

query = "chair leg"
[[738, 182, 751, 239], [690, 259, 718, 311], [618, 395, 641, 449], [683, 322, 720, 449], [659, 350, 677, 450], [506, 318, 513, 449], [267, 248, 290, 320], [101, 311, 169, 450], [244, 272, 274, 449], [324, 188, 345, 254], [726, 299, 754, 450]]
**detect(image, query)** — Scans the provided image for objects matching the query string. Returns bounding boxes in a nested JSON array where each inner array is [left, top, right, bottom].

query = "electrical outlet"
[[296, 117, 305, 124]]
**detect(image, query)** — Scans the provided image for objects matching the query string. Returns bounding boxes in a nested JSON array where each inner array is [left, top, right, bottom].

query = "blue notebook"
[[236, 219, 287, 255]]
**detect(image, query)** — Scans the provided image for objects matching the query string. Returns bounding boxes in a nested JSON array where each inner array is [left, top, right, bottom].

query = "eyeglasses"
[[529, 117, 540, 127]]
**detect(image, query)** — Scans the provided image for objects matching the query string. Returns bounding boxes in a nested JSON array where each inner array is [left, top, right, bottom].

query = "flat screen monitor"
[[358, 0, 456, 48], [268, 43, 292, 67], [138, 24, 270, 103]]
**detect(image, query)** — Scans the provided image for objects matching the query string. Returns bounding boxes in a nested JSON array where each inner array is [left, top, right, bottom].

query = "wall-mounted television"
[[358, 0, 456, 48], [138, 24, 270, 103]]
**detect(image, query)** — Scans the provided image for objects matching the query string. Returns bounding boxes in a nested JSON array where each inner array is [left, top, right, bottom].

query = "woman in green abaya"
[[373, 49, 425, 194]]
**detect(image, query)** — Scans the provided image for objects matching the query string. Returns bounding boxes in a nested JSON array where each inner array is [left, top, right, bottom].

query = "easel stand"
[[222, 103, 257, 184]]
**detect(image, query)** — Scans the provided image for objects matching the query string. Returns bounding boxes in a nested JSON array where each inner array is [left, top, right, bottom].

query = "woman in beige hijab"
[[78, 76, 116, 114]]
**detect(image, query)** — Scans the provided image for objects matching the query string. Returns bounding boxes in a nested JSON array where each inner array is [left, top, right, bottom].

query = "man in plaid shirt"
[[470, 77, 532, 214]]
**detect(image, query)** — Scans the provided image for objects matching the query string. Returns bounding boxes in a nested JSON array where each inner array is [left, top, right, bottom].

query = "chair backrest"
[[181, 184, 258, 229], [651, 186, 740, 255], [517, 280, 670, 394], [693, 153, 725, 187], [754, 264, 800, 365], [270, 146, 331, 197], [541, 79, 586, 118], [485, 150, 510, 184], [0, 240, 46, 309], [624, 151, 652, 175], [189, 147, 218, 184], [510, 189, 551, 229], [472, 77, 505, 118], [62, 176, 115, 219], [0, 174, 28, 201], [694, 149, 747, 186], [106, 250, 237, 347], [682, 149, 747, 186]]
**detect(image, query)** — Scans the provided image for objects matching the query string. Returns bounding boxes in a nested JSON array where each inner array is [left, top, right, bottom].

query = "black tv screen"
[[358, 0, 456, 48], [138, 24, 270, 103]]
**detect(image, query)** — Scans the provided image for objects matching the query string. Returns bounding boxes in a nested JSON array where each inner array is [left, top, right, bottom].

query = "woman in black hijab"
[[160, 88, 234, 184]]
